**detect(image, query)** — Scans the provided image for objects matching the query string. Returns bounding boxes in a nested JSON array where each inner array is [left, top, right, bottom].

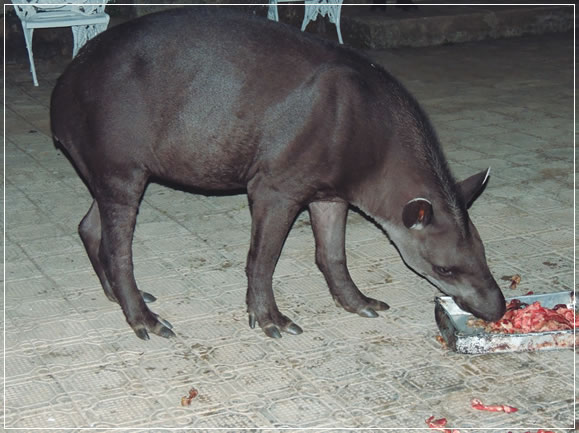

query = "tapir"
[[50, 7, 506, 340]]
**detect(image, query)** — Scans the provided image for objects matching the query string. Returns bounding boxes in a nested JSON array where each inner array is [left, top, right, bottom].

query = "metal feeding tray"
[[435, 291, 576, 354]]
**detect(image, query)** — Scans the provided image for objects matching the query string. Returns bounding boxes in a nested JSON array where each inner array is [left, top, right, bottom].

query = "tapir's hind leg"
[[92, 175, 174, 340], [79, 200, 157, 304], [245, 187, 304, 338], [309, 201, 390, 317]]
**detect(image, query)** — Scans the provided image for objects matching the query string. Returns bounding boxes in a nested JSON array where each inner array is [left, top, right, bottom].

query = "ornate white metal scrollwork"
[[268, 0, 344, 44], [11, 0, 110, 86]]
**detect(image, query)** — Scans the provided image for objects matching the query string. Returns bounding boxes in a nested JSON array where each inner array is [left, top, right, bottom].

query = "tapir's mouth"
[[453, 296, 506, 322], [422, 273, 506, 321]]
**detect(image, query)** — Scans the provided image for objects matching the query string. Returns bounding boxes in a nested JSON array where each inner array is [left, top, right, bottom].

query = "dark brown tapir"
[[50, 7, 506, 340]]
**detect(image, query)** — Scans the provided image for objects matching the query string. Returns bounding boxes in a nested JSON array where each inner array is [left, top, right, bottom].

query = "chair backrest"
[[11, 0, 109, 20]]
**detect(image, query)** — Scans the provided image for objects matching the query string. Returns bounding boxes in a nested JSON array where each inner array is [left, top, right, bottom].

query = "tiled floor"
[[3, 24, 575, 432]]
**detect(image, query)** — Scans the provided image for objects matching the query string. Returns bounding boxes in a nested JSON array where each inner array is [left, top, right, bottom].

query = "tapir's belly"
[[143, 95, 261, 190]]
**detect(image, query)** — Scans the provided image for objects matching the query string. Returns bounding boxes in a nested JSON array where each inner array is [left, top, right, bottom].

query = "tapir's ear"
[[457, 168, 491, 209], [402, 198, 433, 230]]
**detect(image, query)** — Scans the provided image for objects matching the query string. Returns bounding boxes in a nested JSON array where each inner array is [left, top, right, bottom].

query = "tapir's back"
[[69, 7, 342, 89], [51, 7, 377, 190]]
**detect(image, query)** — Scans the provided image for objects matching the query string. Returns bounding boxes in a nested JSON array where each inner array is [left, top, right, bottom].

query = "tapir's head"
[[387, 168, 506, 322]]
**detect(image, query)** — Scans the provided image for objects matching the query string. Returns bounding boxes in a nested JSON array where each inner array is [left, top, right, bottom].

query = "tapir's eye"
[[433, 266, 453, 277]]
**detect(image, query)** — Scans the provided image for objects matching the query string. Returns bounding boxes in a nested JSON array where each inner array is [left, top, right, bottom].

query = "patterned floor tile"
[[3, 17, 574, 430]]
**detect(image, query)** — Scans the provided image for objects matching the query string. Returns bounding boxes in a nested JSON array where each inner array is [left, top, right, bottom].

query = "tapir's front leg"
[[245, 188, 304, 338], [309, 201, 390, 317]]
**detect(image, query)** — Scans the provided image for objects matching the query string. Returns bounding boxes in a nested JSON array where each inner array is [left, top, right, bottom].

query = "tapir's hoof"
[[358, 306, 378, 318], [264, 325, 282, 339], [262, 322, 303, 338], [371, 299, 390, 311], [158, 326, 176, 338], [357, 299, 390, 317], [135, 326, 175, 341], [155, 314, 173, 329], [135, 328, 151, 340], [286, 323, 303, 335], [140, 290, 157, 303], [248, 312, 257, 329], [334, 295, 390, 316], [134, 325, 175, 340], [248, 311, 303, 338], [108, 290, 157, 304], [132, 314, 175, 340]]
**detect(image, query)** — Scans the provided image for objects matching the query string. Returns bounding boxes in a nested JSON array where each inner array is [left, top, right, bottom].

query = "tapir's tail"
[[50, 83, 94, 194]]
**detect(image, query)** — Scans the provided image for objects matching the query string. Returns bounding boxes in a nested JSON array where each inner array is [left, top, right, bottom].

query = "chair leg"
[[335, 25, 344, 45], [71, 25, 87, 57], [301, 5, 315, 32], [267, 0, 279, 21], [331, 7, 344, 44], [21, 26, 38, 86]]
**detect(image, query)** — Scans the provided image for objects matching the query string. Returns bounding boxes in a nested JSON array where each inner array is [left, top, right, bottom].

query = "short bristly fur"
[[51, 7, 504, 340]]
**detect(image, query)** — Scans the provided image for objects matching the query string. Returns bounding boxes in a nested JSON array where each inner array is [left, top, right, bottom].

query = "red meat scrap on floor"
[[425, 416, 460, 433], [180, 388, 198, 406], [509, 274, 522, 289], [471, 398, 518, 413]]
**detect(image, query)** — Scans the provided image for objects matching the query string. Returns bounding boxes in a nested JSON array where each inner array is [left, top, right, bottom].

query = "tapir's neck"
[[346, 152, 433, 228], [339, 79, 461, 234]]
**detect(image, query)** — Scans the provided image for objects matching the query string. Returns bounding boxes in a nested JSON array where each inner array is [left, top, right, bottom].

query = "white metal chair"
[[11, 0, 111, 86], [268, 0, 344, 44]]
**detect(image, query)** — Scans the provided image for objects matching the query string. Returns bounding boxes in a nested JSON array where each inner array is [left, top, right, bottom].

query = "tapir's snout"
[[476, 299, 506, 322], [454, 283, 506, 322]]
